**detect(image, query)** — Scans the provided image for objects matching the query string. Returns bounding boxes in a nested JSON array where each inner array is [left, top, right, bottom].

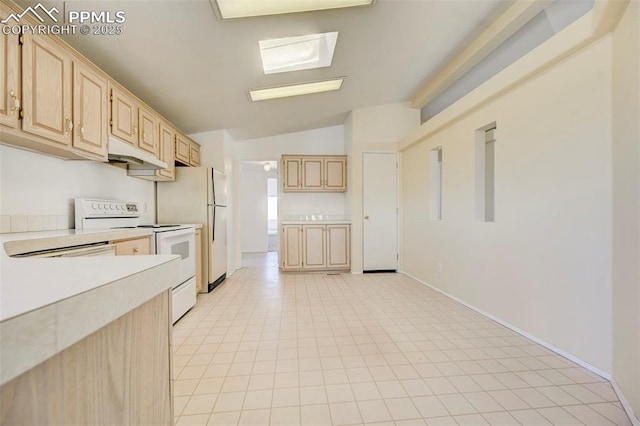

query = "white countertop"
[[0, 228, 181, 385], [0, 228, 171, 322], [281, 214, 351, 225]]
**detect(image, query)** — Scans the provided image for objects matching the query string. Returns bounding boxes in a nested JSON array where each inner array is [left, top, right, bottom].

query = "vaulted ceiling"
[[34, 0, 515, 140]]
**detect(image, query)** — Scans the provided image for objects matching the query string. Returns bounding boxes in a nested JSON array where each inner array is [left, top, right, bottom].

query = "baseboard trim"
[[400, 271, 612, 380], [611, 379, 640, 426]]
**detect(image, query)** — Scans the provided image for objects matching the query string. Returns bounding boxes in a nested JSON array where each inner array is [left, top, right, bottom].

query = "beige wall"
[[612, 0, 640, 418], [401, 35, 614, 375], [345, 103, 420, 273]]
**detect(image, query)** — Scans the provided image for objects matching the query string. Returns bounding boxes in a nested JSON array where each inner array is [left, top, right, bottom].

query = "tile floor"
[[171, 253, 632, 426]]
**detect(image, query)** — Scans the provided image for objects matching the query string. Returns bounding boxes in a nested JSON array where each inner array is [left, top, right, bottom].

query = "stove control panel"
[[74, 198, 141, 229]]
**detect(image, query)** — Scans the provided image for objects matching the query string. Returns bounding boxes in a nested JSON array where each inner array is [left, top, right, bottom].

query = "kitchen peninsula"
[[0, 229, 180, 425]]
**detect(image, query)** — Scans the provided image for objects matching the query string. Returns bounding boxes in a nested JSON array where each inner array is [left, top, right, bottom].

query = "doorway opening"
[[239, 160, 279, 257], [267, 177, 278, 252]]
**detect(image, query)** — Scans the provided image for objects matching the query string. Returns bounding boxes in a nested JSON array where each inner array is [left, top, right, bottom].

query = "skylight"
[[259, 32, 338, 75], [214, 0, 374, 20], [248, 78, 345, 101]]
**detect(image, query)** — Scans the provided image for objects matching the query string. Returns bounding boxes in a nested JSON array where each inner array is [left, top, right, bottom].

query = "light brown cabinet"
[[72, 61, 108, 158], [175, 133, 190, 164], [138, 105, 158, 156], [110, 86, 138, 145], [0, 1, 197, 168], [11, 32, 108, 160], [156, 121, 175, 180], [110, 86, 159, 157], [0, 291, 172, 425], [282, 224, 350, 271], [189, 142, 201, 166], [175, 132, 201, 167], [282, 225, 303, 269], [282, 155, 347, 192], [21, 33, 73, 147], [0, 3, 20, 129], [110, 236, 151, 255]]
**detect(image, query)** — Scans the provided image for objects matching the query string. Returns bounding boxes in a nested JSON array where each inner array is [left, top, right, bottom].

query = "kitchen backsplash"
[[1, 215, 70, 234]]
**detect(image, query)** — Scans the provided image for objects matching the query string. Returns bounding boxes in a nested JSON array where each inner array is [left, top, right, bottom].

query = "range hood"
[[107, 137, 168, 170]]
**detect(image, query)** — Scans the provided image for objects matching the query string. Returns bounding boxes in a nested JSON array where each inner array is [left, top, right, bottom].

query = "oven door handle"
[[157, 228, 195, 240]]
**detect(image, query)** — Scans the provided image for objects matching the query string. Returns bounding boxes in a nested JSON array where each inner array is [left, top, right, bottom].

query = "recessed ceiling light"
[[214, 0, 374, 19], [259, 32, 338, 75], [248, 78, 345, 101]]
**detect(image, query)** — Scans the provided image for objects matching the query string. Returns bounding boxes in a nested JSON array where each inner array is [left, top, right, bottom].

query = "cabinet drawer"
[[112, 237, 150, 255]]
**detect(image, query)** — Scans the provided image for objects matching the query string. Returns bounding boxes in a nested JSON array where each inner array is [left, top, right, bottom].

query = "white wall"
[[612, 1, 640, 418], [0, 144, 155, 226], [401, 35, 613, 375], [239, 162, 277, 253], [345, 103, 420, 273]]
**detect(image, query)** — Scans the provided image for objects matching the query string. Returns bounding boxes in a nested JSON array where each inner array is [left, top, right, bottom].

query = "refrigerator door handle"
[[211, 168, 216, 205], [212, 206, 216, 243]]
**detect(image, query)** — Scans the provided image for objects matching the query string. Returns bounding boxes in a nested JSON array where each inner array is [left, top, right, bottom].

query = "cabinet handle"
[[133, 125, 138, 135], [64, 116, 73, 134], [77, 122, 85, 138], [143, 130, 147, 141], [133, 247, 139, 254], [9, 91, 20, 115]]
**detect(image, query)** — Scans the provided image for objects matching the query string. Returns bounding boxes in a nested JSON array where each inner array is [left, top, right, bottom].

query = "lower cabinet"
[[110, 236, 151, 255], [282, 224, 350, 271], [0, 291, 172, 425]]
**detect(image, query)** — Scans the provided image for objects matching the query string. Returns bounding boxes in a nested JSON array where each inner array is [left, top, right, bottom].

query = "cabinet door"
[[0, 4, 20, 129], [283, 157, 301, 190], [138, 106, 158, 156], [282, 225, 302, 270], [325, 157, 347, 191], [175, 133, 190, 164], [110, 87, 138, 145], [302, 158, 323, 190], [327, 225, 350, 269], [72, 61, 108, 159], [21, 34, 72, 146], [189, 142, 200, 166], [157, 121, 175, 180], [302, 225, 326, 269]]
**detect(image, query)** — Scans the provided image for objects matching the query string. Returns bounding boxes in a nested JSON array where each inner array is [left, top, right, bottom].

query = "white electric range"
[[74, 198, 196, 324]]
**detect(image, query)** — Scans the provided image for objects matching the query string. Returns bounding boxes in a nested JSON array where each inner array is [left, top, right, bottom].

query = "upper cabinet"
[[110, 86, 138, 145], [110, 86, 158, 157], [21, 33, 73, 147], [0, 1, 198, 171], [0, 3, 20, 129], [282, 155, 347, 192], [72, 61, 108, 158], [175, 132, 201, 167], [0, 21, 108, 161]]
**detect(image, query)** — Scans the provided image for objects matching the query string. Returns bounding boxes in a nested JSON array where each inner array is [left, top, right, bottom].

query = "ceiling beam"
[[410, 0, 551, 110]]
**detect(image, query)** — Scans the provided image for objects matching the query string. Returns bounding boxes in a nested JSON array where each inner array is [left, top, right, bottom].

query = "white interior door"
[[363, 152, 398, 271]]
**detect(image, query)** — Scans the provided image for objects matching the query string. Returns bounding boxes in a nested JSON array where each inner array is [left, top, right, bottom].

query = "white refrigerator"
[[157, 168, 227, 292]]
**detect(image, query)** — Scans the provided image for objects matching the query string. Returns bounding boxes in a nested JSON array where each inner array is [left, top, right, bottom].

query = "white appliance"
[[157, 168, 227, 293], [74, 198, 196, 323]]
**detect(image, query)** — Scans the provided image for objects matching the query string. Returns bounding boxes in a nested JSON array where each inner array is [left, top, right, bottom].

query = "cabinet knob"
[[364, 215, 370, 220], [64, 117, 73, 134], [132, 125, 138, 135], [133, 248, 139, 254], [77, 122, 85, 138], [9, 91, 20, 115], [143, 130, 147, 141]]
